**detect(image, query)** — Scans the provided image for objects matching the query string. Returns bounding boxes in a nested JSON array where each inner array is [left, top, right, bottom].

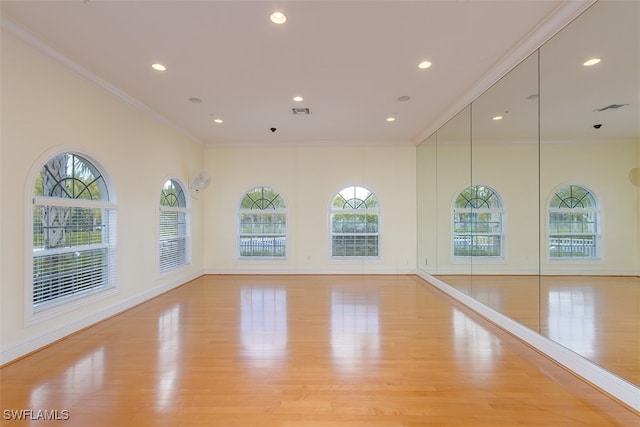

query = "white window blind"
[[159, 179, 190, 272], [331, 186, 380, 258], [238, 187, 287, 258], [453, 185, 504, 258], [548, 185, 599, 259], [32, 201, 116, 311], [159, 208, 189, 272], [31, 153, 116, 313]]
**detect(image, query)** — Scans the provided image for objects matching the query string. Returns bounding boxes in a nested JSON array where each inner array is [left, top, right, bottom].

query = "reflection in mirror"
[[417, 133, 437, 275], [539, 0, 639, 385], [433, 106, 472, 294], [469, 52, 540, 331]]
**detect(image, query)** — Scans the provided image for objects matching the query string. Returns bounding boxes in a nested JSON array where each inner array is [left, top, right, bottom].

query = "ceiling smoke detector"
[[292, 107, 311, 115]]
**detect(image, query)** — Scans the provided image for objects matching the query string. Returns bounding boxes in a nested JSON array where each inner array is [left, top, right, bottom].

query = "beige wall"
[[204, 145, 417, 274], [1, 34, 205, 363], [1, 33, 418, 364]]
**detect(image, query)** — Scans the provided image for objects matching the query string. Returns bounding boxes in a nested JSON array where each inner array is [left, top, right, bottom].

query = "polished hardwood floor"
[[438, 275, 640, 385], [1, 275, 638, 426]]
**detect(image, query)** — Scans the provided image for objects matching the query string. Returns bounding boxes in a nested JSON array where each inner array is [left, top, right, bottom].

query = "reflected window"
[[331, 289, 380, 369], [453, 185, 503, 257], [548, 185, 599, 259], [239, 187, 287, 258], [159, 179, 190, 272], [240, 287, 287, 363], [331, 186, 380, 257], [31, 152, 116, 311]]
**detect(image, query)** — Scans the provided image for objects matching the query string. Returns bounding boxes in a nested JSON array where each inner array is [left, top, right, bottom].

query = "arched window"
[[159, 179, 190, 272], [239, 186, 287, 258], [331, 186, 379, 258], [548, 184, 599, 259], [453, 185, 504, 257], [31, 152, 116, 311]]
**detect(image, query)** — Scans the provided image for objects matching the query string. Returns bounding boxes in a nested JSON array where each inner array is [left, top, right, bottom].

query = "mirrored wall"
[[417, 0, 639, 387]]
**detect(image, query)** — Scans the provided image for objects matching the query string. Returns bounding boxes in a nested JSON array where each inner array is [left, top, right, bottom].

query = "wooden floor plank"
[[1, 275, 638, 426]]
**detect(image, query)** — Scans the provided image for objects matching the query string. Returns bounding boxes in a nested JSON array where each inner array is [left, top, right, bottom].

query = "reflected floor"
[[436, 275, 640, 386], [1, 275, 637, 426]]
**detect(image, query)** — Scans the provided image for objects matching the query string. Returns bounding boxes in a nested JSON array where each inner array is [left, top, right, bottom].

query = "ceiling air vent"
[[292, 107, 311, 115]]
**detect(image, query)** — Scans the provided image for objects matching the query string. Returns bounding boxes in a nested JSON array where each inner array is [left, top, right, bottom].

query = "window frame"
[[159, 178, 191, 273], [26, 150, 118, 324], [330, 185, 381, 259], [237, 186, 288, 259], [547, 184, 600, 260], [452, 185, 505, 259]]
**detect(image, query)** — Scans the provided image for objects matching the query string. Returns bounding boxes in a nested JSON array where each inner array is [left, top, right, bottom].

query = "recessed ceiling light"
[[213, 118, 223, 124], [386, 117, 396, 122], [417, 60, 432, 69], [270, 11, 287, 24], [493, 116, 503, 121], [293, 96, 303, 102], [583, 58, 601, 66], [151, 63, 166, 71]]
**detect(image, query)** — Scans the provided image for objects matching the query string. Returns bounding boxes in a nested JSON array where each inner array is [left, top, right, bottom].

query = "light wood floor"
[[1, 275, 638, 426], [438, 275, 640, 385]]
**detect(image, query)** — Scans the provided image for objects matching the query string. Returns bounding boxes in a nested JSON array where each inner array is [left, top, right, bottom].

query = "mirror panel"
[[539, 0, 639, 385], [470, 52, 540, 330], [417, 0, 639, 388], [434, 106, 472, 293], [417, 133, 438, 275]]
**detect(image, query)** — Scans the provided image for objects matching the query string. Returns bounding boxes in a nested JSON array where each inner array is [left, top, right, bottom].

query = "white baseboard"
[[416, 270, 640, 411], [204, 267, 417, 275], [1, 271, 202, 365]]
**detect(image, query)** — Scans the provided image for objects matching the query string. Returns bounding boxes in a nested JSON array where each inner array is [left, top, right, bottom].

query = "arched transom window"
[[159, 179, 190, 272], [331, 186, 379, 258], [548, 184, 599, 259], [239, 186, 287, 258], [31, 153, 116, 311], [453, 185, 504, 257]]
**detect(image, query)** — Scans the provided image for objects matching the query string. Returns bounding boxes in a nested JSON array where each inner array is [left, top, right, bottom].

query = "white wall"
[[0, 33, 205, 363], [204, 145, 417, 274]]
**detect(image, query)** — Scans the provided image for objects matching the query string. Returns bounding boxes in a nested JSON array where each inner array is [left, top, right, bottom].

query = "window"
[[453, 185, 503, 257], [159, 179, 190, 272], [331, 186, 379, 257], [239, 187, 286, 258], [31, 153, 116, 311], [548, 184, 599, 259]]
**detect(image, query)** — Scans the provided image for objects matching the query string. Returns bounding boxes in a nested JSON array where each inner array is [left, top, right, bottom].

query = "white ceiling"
[[2, 0, 594, 146]]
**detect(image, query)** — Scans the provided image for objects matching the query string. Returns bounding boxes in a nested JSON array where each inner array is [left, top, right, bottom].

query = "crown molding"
[[1, 16, 203, 146], [414, 0, 597, 145]]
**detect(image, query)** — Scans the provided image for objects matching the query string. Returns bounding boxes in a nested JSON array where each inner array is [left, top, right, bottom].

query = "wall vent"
[[292, 107, 311, 115]]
